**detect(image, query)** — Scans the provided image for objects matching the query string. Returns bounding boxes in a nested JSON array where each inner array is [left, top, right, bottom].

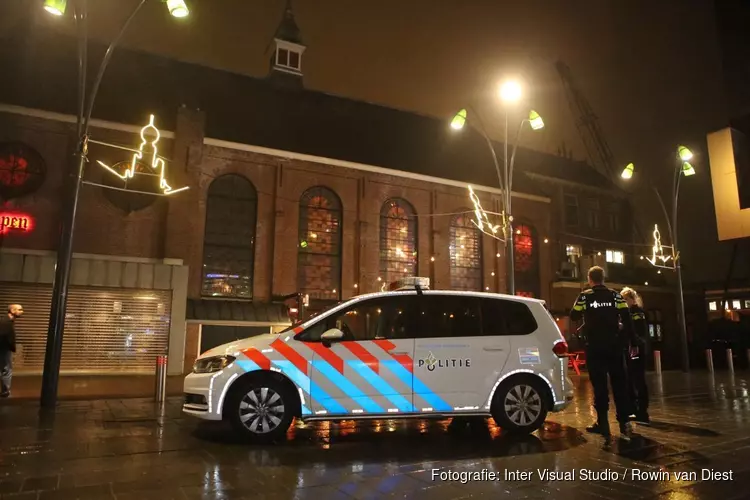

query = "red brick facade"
[[0, 106, 553, 306]]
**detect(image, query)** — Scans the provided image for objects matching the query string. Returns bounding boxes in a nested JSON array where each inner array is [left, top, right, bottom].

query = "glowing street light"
[[621, 163, 634, 179], [500, 80, 522, 103], [678, 145, 693, 162], [167, 0, 190, 18], [43, 0, 66, 15], [681, 162, 696, 176], [451, 109, 467, 130], [528, 110, 544, 130]]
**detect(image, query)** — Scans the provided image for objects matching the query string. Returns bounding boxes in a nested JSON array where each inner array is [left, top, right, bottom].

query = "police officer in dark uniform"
[[621, 287, 650, 424], [570, 266, 636, 439]]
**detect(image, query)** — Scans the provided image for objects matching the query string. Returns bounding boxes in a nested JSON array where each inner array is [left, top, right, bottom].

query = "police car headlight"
[[193, 355, 236, 374]]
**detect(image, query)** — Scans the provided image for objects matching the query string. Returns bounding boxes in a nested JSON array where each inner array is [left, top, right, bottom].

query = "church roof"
[[0, 31, 617, 197], [274, 2, 303, 44]]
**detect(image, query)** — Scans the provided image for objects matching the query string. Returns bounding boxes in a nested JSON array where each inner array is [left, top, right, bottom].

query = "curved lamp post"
[[39, 0, 190, 408], [451, 80, 544, 295], [620, 145, 696, 372]]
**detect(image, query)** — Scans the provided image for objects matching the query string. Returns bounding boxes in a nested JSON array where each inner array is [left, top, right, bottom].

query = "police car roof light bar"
[[388, 277, 430, 293]]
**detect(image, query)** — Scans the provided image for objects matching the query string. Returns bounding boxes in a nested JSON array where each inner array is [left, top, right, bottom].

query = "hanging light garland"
[[645, 224, 677, 269]]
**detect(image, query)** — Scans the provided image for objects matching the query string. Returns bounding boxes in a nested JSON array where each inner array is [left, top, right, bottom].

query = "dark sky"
[[4, 0, 743, 285]]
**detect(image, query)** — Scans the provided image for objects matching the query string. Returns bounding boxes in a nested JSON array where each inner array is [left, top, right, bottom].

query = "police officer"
[[621, 287, 650, 424], [570, 266, 636, 439]]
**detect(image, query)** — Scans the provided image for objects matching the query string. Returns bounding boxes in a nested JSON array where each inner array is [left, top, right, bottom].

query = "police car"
[[183, 278, 574, 442]]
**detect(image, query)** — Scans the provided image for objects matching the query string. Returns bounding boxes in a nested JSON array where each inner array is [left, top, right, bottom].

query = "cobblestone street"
[[1, 371, 748, 499]]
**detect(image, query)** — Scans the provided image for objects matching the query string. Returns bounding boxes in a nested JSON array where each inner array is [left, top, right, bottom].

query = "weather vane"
[[468, 185, 505, 241], [96, 114, 189, 196], [646, 224, 676, 269]]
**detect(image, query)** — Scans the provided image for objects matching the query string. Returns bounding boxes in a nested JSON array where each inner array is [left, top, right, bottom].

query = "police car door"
[[305, 294, 418, 416], [413, 293, 511, 411]]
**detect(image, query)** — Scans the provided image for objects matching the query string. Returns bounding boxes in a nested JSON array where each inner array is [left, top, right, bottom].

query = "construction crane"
[[554, 60, 648, 246], [555, 61, 618, 181]]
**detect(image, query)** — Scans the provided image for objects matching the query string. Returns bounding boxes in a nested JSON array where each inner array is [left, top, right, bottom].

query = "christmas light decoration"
[[468, 185, 505, 241], [646, 224, 676, 269], [96, 115, 189, 196]]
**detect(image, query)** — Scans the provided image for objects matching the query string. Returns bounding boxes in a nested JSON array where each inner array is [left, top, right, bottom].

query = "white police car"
[[183, 278, 574, 443]]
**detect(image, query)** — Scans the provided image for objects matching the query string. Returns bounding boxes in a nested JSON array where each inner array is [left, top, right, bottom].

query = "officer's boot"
[[586, 411, 610, 437]]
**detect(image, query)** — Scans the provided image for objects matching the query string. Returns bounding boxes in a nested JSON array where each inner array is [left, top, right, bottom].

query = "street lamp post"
[[39, 0, 189, 409], [450, 81, 544, 296], [621, 146, 696, 372]]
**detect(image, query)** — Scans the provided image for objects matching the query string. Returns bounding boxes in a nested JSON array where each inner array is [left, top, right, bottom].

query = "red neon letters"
[[0, 212, 33, 234]]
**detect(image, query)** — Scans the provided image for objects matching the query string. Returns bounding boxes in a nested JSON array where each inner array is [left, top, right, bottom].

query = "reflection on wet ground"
[[0, 372, 749, 499]]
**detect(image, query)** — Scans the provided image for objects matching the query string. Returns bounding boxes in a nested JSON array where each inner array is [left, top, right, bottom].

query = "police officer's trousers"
[[586, 346, 631, 424], [627, 354, 649, 414]]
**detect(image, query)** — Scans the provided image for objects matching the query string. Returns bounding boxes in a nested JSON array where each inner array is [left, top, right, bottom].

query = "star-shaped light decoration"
[[96, 114, 189, 196]]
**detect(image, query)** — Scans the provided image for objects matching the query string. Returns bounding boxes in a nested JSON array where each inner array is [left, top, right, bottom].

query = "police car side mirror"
[[321, 328, 344, 347]]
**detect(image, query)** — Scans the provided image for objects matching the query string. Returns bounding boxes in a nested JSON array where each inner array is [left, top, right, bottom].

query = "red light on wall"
[[0, 212, 34, 234]]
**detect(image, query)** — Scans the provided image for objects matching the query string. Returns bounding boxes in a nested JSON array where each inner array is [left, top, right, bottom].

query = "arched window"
[[514, 223, 540, 298], [201, 174, 257, 298], [450, 212, 482, 291], [379, 199, 418, 284], [298, 187, 342, 301]]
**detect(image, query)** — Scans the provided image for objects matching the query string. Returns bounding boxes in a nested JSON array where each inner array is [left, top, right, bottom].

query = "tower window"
[[276, 47, 301, 71]]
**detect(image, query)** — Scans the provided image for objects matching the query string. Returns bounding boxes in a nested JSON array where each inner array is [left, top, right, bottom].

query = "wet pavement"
[[1, 372, 749, 499]]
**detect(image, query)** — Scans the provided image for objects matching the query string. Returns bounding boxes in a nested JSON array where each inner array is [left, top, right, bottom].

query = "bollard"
[[653, 350, 662, 376], [155, 354, 168, 403], [726, 349, 734, 373], [706, 349, 714, 372]]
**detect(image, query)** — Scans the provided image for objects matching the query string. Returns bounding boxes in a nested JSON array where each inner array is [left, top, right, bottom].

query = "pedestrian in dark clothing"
[[570, 267, 636, 439], [0, 304, 24, 398], [621, 287, 650, 424]]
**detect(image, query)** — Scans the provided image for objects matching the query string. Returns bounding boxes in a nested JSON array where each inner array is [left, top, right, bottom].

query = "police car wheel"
[[227, 377, 295, 443], [491, 377, 548, 434]]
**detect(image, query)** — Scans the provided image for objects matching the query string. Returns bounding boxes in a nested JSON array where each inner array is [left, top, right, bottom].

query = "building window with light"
[[514, 223, 541, 298], [606, 249, 625, 264], [379, 199, 418, 284], [564, 194, 578, 226], [201, 174, 257, 298], [449, 213, 482, 291], [298, 187, 342, 301]]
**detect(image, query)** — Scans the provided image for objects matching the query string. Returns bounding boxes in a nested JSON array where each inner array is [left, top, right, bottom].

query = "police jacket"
[[570, 285, 636, 350], [629, 305, 649, 349]]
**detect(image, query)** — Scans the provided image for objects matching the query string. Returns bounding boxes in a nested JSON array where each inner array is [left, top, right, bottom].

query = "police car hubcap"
[[504, 384, 542, 426], [239, 388, 285, 434]]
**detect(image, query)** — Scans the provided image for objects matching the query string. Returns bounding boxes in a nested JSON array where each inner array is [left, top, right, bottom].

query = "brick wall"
[[1, 107, 554, 305]]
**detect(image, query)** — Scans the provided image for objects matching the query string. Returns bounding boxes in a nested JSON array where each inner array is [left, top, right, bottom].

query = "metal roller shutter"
[[0, 284, 172, 374]]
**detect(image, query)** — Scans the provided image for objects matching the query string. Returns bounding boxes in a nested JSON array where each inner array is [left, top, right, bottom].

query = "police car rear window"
[[480, 298, 538, 336]]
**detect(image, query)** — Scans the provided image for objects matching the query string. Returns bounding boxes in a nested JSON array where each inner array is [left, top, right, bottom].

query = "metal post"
[[653, 350, 662, 375], [671, 169, 689, 373], [40, 149, 86, 408], [726, 349, 734, 373], [39, 0, 149, 409], [155, 354, 168, 402], [706, 349, 714, 372], [504, 110, 515, 296], [746, 348, 750, 369]]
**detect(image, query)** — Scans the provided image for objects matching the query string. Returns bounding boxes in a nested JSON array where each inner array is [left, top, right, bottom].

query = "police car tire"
[[490, 376, 548, 434], [226, 377, 295, 444]]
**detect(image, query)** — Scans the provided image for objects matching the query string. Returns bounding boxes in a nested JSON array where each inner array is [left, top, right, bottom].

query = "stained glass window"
[[298, 187, 342, 301], [201, 174, 257, 298], [450, 213, 482, 291], [0, 142, 46, 200], [513, 223, 540, 298], [379, 199, 418, 284]]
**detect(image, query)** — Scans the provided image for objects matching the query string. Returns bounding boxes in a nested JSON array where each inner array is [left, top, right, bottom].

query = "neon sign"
[[0, 212, 33, 234], [646, 224, 676, 269], [468, 185, 505, 241], [96, 115, 189, 196]]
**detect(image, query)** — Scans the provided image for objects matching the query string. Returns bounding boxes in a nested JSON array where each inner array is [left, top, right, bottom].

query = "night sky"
[[2, 0, 745, 286]]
